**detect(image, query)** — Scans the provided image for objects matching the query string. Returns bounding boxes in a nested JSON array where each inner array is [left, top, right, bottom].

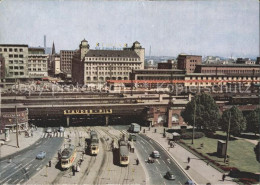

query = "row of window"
[[28, 60, 47, 63], [28, 64, 47, 67], [86, 77, 128, 81], [0, 48, 23, 52], [86, 57, 139, 62], [9, 60, 24, 64], [85, 66, 133, 70], [189, 76, 259, 80], [28, 68, 47, 71], [8, 54, 24, 58], [86, 63, 140, 66], [9, 66, 24, 70], [86, 71, 129, 75], [202, 70, 260, 74], [9, 72, 24, 76]]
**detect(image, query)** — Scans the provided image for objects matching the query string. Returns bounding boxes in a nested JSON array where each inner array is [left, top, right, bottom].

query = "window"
[[19, 49, 23, 52], [20, 72, 24, 75], [4, 48, 7, 52], [14, 55, 18, 58], [19, 55, 23, 58], [20, 66, 24, 69], [9, 60, 13, 64], [9, 54, 13, 58], [15, 72, 19, 75], [19, 60, 23, 64], [9, 66, 13, 69], [0, 48, 2, 52], [14, 48, 17, 52], [14, 66, 18, 69], [9, 48, 13, 52]]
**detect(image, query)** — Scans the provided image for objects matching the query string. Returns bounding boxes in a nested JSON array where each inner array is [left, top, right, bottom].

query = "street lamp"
[[192, 102, 196, 145], [224, 111, 231, 163]]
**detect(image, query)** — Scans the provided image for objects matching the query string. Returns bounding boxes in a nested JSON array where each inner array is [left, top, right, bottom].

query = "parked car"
[[165, 171, 176, 180], [46, 127, 52, 133], [152, 151, 160, 158], [36, 151, 46, 159], [58, 126, 64, 132]]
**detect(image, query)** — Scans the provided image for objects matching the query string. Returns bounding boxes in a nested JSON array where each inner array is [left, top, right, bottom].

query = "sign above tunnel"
[[64, 109, 112, 115]]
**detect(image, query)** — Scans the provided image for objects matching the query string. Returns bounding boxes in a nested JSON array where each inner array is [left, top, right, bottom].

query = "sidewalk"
[[143, 127, 237, 185], [0, 128, 43, 159]]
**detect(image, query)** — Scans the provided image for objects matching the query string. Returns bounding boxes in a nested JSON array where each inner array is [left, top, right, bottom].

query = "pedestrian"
[[9, 157, 12, 163], [222, 174, 226, 181], [72, 165, 75, 176], [187, 157, 190, 163], [136, 158, 139, 165], [49, 160, 51, 167]]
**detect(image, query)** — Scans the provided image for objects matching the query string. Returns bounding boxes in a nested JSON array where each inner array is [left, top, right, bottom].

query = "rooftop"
[[0, 44, 28, 47], [197, 64, 260, 67], [85, 49, 139, 58]]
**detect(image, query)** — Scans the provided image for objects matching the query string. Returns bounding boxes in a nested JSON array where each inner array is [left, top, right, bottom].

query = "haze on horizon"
[[0, 0, 258, 58]]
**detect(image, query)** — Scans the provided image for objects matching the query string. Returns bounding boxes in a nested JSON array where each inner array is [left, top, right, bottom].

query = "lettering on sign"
[[64, 109, 112, 115]]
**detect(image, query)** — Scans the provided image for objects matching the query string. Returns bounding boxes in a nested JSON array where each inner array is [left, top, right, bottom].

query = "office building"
[[177, 54, 202, 73]]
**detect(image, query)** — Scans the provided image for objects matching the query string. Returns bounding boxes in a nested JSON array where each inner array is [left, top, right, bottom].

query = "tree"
[[221, 106, 247, 136], [245, 108, 260, 135], [181, 93, 220, 131]]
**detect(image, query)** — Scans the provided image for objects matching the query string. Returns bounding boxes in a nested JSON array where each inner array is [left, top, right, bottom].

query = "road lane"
[[135, 134, 189, 185], [0, 137, 63, 184]]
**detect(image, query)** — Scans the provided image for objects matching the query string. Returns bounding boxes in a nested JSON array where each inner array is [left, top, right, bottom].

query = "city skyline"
[[0, 0, 259, 58]]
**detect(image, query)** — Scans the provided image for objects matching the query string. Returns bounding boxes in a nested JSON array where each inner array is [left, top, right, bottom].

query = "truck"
[[129, 123, 141, 133]]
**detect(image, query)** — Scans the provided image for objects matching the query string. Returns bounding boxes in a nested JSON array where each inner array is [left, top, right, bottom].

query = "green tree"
[[221, 106, 247, 136], [181, 93, 220, 131], [245, 108, 260, 135]]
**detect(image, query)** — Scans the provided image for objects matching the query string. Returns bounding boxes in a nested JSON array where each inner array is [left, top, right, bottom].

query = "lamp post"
[[224, 111, 231, 163], [192, 102, 196, 145]]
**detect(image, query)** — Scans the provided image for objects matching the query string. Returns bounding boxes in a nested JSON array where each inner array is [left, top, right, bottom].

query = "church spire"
[[52, 41, 56, 55]]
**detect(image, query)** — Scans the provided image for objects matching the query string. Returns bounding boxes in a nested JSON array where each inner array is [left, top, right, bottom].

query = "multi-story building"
[[195, 64, 260, 75], [51, 54, 61, 76], [60, 50, 76, 78], [0, 44, 29, 81], [0, 54, 5, 79], [72, 39, 145, 85], [204, 56, 221, 64], [177, 54, 202, 73], [236, 58, 255, 65], [28, 47, 48, 78]]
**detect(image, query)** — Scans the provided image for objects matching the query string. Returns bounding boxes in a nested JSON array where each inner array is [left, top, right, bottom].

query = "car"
[[185, 180, 195, 185], [58, 126, 64, 132], [152, 151, 160, 158], [46, 127, 52, 133], [128, 134, 137, 141], [36, 151, 46, 159], [165, 171, 176, 180]]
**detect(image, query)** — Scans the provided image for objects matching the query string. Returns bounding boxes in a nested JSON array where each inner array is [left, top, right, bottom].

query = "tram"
[[90, 130, 99, 155], [119, 140, 129, 166], [60, 145, 77, 169]]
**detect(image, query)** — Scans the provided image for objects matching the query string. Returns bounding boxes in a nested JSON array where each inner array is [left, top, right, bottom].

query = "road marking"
[[157, 160, 160, 164], [178, 181, 182, 185], [167, 159, 171, 164], [162, 160, 166, 164], [18, 178, 24, 184], [163, 181, 166, 185], [6, 178, 12, 183], [14, 163, 23, 169], [167, 166, 171, 170], [155, 166, 159, 171], [160, 173, 163, 178], [144, 149, 147, 153], [149, 139, 153, 144], [13, 179, 19, 184]]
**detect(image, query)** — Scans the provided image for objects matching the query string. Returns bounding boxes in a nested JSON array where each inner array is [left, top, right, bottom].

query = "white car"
[[46, 127, 52, 133], [152, 151, 160, 158]]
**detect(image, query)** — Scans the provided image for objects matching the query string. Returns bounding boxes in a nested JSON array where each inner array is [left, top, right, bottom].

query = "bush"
[[181, 132, 205, 139]]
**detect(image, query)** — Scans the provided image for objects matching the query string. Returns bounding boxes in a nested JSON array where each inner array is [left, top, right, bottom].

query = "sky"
[[0, 0, 259, 58]]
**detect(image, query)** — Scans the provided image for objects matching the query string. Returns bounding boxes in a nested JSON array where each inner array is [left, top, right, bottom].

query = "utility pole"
[[224, 111, 231, 163], [15, 105, 19, 148], [192, 102, 196, 145]]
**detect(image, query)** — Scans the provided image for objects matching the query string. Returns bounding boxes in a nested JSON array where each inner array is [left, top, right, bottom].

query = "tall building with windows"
[[60, 50, 76, 78], [72, 39, 145, 85], [0, 54, 5, 79], [177, 54, 202, 73], [0, 44, 29, 80], [28, 47, 48, 78]]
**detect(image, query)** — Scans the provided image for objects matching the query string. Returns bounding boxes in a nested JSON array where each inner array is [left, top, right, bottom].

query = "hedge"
[[181, 132, 205, 139]]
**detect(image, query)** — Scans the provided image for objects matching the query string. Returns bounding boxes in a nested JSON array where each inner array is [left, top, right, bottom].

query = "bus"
[[90, 130, 99, 155], [119, 140, 129, 166], [129, 123, 141, 133], [61, 145, 77, 169]]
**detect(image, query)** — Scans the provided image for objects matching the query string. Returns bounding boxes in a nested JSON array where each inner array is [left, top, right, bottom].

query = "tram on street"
[[119, 140, 129, 166], [90, 130, 99, 155], [129, 123, 141, 133], [60, 145, 77, 169]]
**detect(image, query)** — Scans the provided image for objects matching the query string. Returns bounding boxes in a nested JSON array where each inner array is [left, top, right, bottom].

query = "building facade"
[[177, 54, 202, 73], [0, 44, 29, 80], [72, 39, 145, 85], [51, 54, 61, 76], [60, 50, 76, 78], [0, 54, 5, 79], [195, 64, 260, 76], [28, 47, 48, 78]]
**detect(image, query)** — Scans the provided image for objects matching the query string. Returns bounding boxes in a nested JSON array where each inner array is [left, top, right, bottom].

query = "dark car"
[[165, 171, 176, 180], [185, 180, 195, 185], [36, 151, 46, 159]]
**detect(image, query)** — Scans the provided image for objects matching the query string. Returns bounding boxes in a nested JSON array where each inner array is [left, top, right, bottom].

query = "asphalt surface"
[[0, 137, 64, 184], [135, 134, 189, 185]]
